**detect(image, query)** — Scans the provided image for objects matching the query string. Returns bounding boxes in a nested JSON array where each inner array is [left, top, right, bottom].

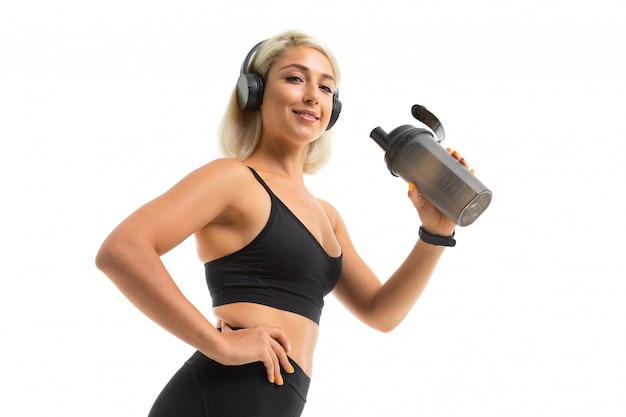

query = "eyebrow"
[[279, 63, 336, 84]]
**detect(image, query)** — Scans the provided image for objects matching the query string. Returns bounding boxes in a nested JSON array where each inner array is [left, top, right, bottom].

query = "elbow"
[[373, 321, 399, 334], [363, 314, 401, 334], [95, 240, 115, 275], [95, 235, 156, 284], [351, 301, 405, 333], [95, 236, 128, 276]]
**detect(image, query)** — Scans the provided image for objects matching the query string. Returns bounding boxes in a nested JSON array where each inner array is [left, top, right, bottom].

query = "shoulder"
[[181, 158, 254, 192], [191, 157, 251, 181], [161, 158, 256, 213], [159, 158, 259, 230]]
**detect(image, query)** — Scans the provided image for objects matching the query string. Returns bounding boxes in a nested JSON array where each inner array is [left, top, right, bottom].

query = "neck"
[[246, 138, 308, 182], [245, 151, 306, 183]]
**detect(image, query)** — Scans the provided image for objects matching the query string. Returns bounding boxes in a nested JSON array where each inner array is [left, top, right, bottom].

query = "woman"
[[96, 30, 469, 417]]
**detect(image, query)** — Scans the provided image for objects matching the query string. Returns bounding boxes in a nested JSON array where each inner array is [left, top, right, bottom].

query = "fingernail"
[[277, 377, 284, 386], [289, 365, 295, 374], [452, 150, 460, 157], [470, 168, 475, 175], [446, 147, 452, 153], [270, 376, 275, 383], [408, 183, 415, 192]]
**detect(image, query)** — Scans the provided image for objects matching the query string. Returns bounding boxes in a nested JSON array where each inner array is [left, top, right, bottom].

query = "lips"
[[293, 109, 319, 121]]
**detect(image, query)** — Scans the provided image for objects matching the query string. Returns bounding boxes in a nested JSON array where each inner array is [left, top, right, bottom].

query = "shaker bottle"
[[370, 105, 492, 226]]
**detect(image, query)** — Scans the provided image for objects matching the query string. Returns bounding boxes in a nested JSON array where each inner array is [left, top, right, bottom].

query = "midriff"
[[213, 302, 319, 377]]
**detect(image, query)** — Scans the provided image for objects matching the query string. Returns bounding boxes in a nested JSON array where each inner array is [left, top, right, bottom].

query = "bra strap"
[[247, 166, 274, 197]]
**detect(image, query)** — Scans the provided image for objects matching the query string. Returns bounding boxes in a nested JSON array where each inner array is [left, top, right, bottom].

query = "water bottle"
[[370, 105, 492, 226]]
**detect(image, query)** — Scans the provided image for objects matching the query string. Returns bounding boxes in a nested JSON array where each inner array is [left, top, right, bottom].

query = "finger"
[[270, 337, 295, 375], [256, 327, 288, 384], [220, 321, 234, 333], [447, 147, 464, 161], [259, 338, 284, 385], [260, 350, 277, 384], [448, 149, 462, 162], [409, 182, 427, 200], [408, 182, 416, 196], [457, 157, 474, 174], [408, 182, 427, 209], [266, 327, 291, 354], [266, 328, 294, 382], [269, 341, 284, 385], [447, 148, 474, 173]]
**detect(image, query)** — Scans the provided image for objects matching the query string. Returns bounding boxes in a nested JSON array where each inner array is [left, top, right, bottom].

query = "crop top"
[[204, 167, 342, 324]]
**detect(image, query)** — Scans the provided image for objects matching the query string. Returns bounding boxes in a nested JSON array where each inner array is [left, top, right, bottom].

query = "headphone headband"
[[240, 40, 265, 75]]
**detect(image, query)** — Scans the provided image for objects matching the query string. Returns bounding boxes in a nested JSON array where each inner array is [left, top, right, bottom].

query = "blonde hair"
[[218, 30, 341, 174]]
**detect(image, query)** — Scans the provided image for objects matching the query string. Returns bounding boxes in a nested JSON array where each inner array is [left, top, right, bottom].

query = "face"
[[260, 46, 336, 146]]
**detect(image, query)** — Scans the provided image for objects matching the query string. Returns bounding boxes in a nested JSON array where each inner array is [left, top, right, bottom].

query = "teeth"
[[296, 111, 317, 120]]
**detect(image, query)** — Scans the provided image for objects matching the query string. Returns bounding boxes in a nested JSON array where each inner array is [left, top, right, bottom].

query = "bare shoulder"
[[176, 158, 255, 200], [152, 157, 255, 230], [189, 158, 252, 185]]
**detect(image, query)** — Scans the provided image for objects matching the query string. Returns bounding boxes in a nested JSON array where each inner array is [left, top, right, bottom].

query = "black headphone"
[[236, 40, 342, 131]]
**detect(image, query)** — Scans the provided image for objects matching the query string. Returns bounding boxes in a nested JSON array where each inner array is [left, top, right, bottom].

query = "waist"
[[214, 302, 319, 377], [210, 287, 324, 324]]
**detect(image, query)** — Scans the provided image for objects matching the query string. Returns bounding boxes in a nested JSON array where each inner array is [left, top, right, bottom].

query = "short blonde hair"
[[218, 30, 341, 174]]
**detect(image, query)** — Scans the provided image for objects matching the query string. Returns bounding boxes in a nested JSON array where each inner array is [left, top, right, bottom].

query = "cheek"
[[263, 87, 290, 113], [322, 96, 334, 119], [261, 91, 289, 127]]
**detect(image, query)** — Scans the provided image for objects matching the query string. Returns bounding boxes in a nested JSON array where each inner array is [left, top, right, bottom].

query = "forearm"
[[369, 238, 447, 332], [95, 239, 224, 357]]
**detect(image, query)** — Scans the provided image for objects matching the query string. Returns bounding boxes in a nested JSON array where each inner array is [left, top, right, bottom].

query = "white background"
[[1, 1, 625, 416]]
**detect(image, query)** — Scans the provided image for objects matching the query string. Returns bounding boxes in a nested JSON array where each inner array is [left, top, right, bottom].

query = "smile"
[[293, 110, 319, 121]]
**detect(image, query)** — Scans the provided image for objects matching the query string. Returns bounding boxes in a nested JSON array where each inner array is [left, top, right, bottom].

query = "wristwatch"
[[419, 226, 456, 247]]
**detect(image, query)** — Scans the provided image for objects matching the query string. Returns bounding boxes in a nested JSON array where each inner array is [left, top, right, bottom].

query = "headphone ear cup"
[[237, 72, 265, 111], [326, 92, 342, 130]]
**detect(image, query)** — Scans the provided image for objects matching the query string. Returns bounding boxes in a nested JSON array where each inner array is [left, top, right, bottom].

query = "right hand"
[[213, 322, 295, 385]]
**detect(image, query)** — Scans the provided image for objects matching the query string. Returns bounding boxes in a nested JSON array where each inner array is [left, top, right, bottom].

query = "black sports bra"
[[204, 167, 342, 324]]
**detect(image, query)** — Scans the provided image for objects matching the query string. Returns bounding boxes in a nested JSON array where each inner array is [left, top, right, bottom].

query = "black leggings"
[[147, 351, 310, 417]]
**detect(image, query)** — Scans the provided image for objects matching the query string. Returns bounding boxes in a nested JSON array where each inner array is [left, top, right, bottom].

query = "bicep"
[[326, 205, 383, 322], [107, 159, 246, 256]]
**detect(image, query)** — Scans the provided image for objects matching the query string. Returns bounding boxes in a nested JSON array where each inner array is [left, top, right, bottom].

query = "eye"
[[320, 85, 333, 94], [285, 76, 303, 83]]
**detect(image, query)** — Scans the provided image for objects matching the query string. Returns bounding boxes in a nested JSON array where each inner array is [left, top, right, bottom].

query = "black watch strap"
[[419, 226, 456, 247]]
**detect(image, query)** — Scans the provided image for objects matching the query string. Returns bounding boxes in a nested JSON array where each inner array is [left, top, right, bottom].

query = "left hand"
[[407, 148, 473, 236]]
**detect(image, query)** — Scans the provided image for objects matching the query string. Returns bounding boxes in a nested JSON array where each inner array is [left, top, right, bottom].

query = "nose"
[[303, 84, 320, 104]]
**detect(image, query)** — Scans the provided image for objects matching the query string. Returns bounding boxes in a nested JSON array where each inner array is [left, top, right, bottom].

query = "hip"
[[148, 350, 310, 417]]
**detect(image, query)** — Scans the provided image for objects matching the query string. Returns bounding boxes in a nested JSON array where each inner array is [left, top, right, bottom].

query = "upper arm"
[[319, 200, 383, 324], [102, 158, 250, 256]]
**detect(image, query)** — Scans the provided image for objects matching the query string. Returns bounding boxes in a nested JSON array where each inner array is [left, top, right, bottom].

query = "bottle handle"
[[411, 105, 445, 143]]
